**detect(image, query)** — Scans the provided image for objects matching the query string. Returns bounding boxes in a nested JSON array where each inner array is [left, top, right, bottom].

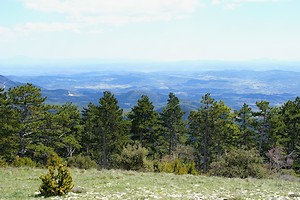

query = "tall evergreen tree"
[[234, 103, 256, 149], [253, 100, 272, 154], [189, 93, 239, 173], [52, 102, 82, 158], [280, 97, 300, 169], [188, 93, 214, 173], [267, 107, 286, 148], [0, 88, 18, 160], [96, 91, 130, 169], [128, 95, 160, 156], [81, 103, 98, 157], [7, 83, 49, 158], [160, 93, 185, 156]]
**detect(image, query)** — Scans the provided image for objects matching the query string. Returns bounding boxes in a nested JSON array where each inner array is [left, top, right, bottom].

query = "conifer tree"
[[128, 95, 160, 156], [253, 100, 272, 154], [7, 83, 49, 158], [81, 103, 98, 157], [0, 88, 18, 160], [189, 93, 239, 173], [51, 103, 82, 158], [234, 103, 256, 149], [280, 97, 300, 168], [96, 91, 130, 169], [160, 93, 185, 156], [188, 93, 214, 173]]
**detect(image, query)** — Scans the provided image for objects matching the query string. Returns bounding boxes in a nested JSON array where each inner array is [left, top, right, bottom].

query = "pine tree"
[[96, 91, 130, 169], [0, 88, 18, 160], [188, 93, 214, 173], [51, 103, 82, 158], [160, 93, 186, 156], [253, 100, 272, 154], [128, 95, 159, 156], [234, 103, 256, 149], [188, 93, 239, 173], [81, 103, 98, 157], [7, 83, 49, 158], [280, 97, 300, 169]]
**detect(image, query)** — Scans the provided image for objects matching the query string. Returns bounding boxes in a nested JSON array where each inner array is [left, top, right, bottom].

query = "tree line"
[[0, 83, 299, 174]]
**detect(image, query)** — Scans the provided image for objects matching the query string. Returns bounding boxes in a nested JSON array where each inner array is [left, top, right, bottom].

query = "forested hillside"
[[0, 83, 299, 176]]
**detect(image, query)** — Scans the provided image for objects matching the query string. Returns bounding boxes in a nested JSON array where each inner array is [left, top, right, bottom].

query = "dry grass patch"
[[0, 167, 300, 199]]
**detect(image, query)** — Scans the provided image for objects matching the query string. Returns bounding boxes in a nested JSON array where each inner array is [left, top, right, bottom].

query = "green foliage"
[[39, 163, 74, 197], [155, 156, 197, 175], [117, 144, 150, 171], [128, 95, 160, 157], [12, 156, 36, 168], [0, 157, 8, 167], [160, 93, 186, 155], [8, 83, 49, 158], [67, 155, 97, 169], [189, 93, 240, 174], [33, 145, 57, 166], [186, 161, 198, 175], [46, 153, 64, 167], [96, 91, 130, 169], [209, 147, 266, 178], [234, 103, 257, 149]]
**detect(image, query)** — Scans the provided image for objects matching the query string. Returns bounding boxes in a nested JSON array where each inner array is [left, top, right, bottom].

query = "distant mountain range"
[[0, 75, 22, 89], [1, 70, 300, 114]]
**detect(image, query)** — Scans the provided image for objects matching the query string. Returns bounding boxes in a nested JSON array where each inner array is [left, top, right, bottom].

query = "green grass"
[[0, 167, 300, 199]]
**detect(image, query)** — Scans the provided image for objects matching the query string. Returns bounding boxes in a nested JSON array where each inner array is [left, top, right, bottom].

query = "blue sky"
[[0, 0, 300, 64]]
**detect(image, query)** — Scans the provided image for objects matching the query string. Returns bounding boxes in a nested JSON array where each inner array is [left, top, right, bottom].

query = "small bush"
[[46, 153, 63, 167], [67, 155, 97, 169], [11, 156, 36, 168], [39, 163, 74, 197], [187, 161, 198, 175], [117, 144, 150, 171], [266, 146, 294, 174], [0, 157, 8, 167], [209, 147, 266, 178], [155, 156, 198, 175]]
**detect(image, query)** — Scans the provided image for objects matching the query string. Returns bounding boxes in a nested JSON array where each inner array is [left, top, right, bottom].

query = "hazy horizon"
[[1, 59, 300, 76], [1, 0, 300, 69]]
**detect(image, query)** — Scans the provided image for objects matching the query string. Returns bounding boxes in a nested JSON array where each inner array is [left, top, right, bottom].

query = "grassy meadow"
[[0, 167, 300, 199]]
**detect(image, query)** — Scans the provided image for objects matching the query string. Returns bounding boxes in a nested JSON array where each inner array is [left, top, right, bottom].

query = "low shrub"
[[155, 156, 198, 175], [117, 144, 150, 171], [46, 153, 64, 167], [0, 157, 8, 167], [67, 155, 97, 169], [39, 163, 74, 197], [11, 156, 36, 168], [209, 147, 266, 178], [187, 161, 198, 175]]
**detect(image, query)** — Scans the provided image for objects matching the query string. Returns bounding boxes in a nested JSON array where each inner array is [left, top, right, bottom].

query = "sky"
[[0, 0, 300, 65]]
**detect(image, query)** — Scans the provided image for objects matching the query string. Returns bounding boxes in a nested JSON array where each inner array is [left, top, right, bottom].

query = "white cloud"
[[0, 0, 285, 42], [0, 22, 80, 42], [211, 0, 221, 5], [0, 26, 12, 37], [211, 0, 284, 9], [224, 3, 239, 10], [15, 22, 80, 33], [22, 0, 204, 25]]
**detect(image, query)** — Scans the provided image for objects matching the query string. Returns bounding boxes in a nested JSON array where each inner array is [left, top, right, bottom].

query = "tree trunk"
[[102, 131, 107, 169]]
